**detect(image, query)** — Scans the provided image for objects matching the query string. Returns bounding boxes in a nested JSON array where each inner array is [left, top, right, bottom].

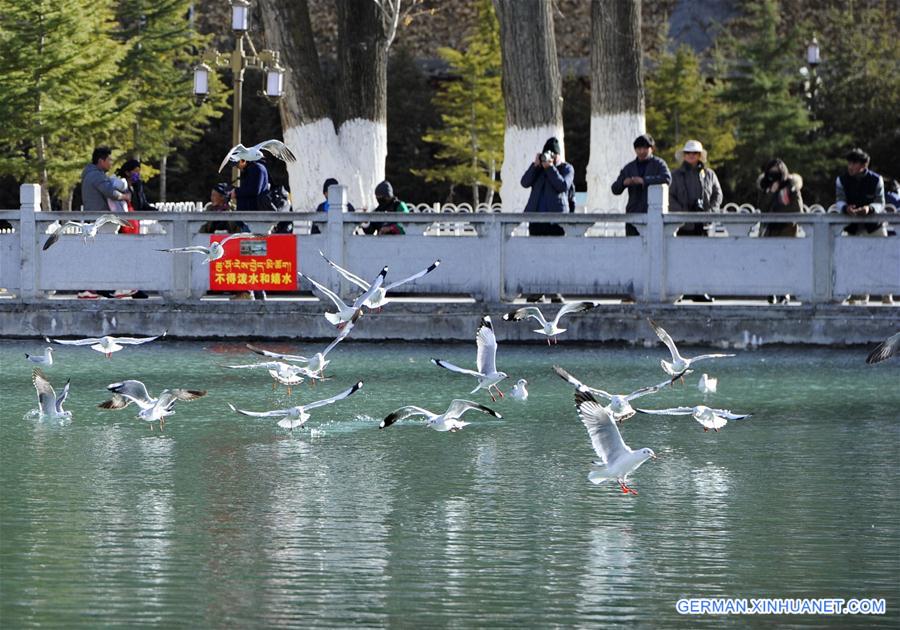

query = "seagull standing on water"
[[319, 250, 440, 311], [300, 267, 387, 327], [502, 302, 599, 344], [25, 347, 53, 366], [218, 139, 297, 173], [45, 330, 166, 358], [32, 369, 71, 419], [575, 389, 655, 495], [228, 381, 363, 430], [649, 318, 735, 380], [553, 365, 673, 423], [380, 399, 501, 432], [432, 316, 508, 401], [698, 373, 717, 395], [635, 405, 751, 432], [157, 232, 259, 264], [510, 379, 529, 401], [42, 213, 133, 250], [98, 379, 207, 430]]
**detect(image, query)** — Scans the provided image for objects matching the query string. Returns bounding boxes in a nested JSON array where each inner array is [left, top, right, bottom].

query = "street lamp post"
[[805, 35, 821, 117], [193, 0, 286, 184]]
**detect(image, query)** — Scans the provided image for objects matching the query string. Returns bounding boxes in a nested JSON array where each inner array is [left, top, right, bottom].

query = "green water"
[[1, 338, 898, 628]]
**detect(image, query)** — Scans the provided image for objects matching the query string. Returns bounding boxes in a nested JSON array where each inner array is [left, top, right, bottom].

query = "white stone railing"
[[1, 184, 897, 303]]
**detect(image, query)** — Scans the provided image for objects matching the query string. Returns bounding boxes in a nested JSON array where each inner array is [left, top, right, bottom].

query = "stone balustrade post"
[[19, 184, 40, 299], [644, 184, 668, 303], [811, 218, 834, 304]]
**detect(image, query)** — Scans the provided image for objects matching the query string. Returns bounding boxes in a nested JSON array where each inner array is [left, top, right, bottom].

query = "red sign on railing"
[[209, 234, 297, 291]]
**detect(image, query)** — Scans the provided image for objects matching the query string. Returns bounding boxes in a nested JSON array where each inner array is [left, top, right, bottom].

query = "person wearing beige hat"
[[669, 139, 722, 237]]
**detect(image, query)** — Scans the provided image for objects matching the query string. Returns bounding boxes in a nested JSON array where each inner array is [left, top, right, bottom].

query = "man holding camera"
[[611, 134, 672, 236], [669, 139, 722, 236], [521, 137, 573, 237]]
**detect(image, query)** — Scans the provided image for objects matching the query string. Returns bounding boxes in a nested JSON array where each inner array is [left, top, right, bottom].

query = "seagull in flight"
[[649, 318, 735, 380], [510, 379, 528, 401], [43, 213, 133, 250], [25, 347, 53, 366], [502, 301, 598, 344], [866, 332, 900, 364], [99, 379, 207, 430], [635, 405, 751, 432], [380, 399, 501, 432], [228, 381, 363, 430], [245, 308, 362, 377], [218, 139, 297, 173], [319, 250, 440, 310], [300, 267, 388, 327], [45, 330, 166, 358], [157, 232, 259, 264], [32, 369, 71, 419], [225, 361, 307, 394], [432, 315, 508, 401], [553, 365, 674, 423], [575, 389, 655, 495]]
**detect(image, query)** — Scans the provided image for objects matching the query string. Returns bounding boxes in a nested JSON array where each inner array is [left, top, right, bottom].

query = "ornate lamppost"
[[802, 35, 821, 117], [193, 0, 286, 183]]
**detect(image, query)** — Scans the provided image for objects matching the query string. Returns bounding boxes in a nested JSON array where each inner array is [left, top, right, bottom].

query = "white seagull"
[[32, 369, 71, 419], [228, 380, 363, 430], [866, 332, 900, 365], [432, 315, 508, 401], [635, 405, 751, 432], [575, 389, 655, 495], [502, 301, 599, 344], [649, 318, 735, 379], [45, 330, 166, 358], [157, 232, 258, 264], [225, 361, 307, 393], [42, 213, 133, 250], [698, 373, 718, 395], [300, 267, 388, 327], [510, 379, 529, 401], [553, 365, 673, 423], [98, 379, 207, 429], [319, 250, 440, 310], [25, 347, 53, 366], [218, 139, 297, 173], [380, 399, 501, 432], [245, 308, 362, 377]]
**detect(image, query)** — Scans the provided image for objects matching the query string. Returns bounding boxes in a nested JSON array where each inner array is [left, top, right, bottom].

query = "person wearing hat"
[[669, 139, 722, 237], [521, 137, 574, 237], [362, 180, 409, 235], [611, 134, 672, 236], [200, 182, 248, 234]]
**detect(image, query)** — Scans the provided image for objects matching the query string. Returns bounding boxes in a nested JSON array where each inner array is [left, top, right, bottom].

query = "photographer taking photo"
[[521, 137, 574, 237]]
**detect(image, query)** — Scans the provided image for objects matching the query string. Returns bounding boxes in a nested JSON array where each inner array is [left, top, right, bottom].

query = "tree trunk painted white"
[[587, 0, 645, 220], [500, 125, 565, 212], [493, 0, 562, 213]]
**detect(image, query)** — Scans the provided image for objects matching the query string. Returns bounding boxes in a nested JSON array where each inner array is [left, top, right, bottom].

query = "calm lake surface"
[[1, 338, 898, 628]]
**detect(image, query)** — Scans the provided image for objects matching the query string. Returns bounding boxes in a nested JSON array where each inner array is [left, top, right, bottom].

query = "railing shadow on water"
[[0, 184, 897, 304]]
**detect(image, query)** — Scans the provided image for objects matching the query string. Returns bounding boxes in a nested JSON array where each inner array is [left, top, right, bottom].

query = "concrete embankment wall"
[[1, 301, 896, 348]]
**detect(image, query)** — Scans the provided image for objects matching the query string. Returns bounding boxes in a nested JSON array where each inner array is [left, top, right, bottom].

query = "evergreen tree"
[[719, 0, 839, 203], [116, 0, 225, 198], [414, 0, 504, 206], [0, 0, 130, 210], [645, 45, 736, 170]]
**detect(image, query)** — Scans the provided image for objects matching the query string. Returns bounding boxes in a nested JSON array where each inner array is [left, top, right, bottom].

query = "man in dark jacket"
[[521, 137, 573, 236], [836, 148, 885, 236], [611, 134, 672, 236], [362, 180, 408, 235], [669, 139, 722, 236], [81, 146, 130, 211], [232, 159, 269, 211]]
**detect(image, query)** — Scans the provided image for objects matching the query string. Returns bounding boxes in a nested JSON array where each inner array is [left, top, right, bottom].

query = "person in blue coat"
[[611, 134, 672, 236], [231, 158, 269, 210], [521, 137, 574, 237]]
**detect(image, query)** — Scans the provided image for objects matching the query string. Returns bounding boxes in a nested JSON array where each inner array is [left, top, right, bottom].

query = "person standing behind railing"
[[362, 180, 408, 235], [611, 134, 672, 236], [757, 158, 803, 238], [312, 178, 356, 234], [521, 137, 573, 237], [669, 139, 722, 237]]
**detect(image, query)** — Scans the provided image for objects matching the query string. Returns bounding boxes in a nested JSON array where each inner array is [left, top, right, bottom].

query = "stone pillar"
[[19, 184, 40, 299], [645, 184, 668, 303], [326, 185, 347, 296], [811, 218, 835, 304]]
